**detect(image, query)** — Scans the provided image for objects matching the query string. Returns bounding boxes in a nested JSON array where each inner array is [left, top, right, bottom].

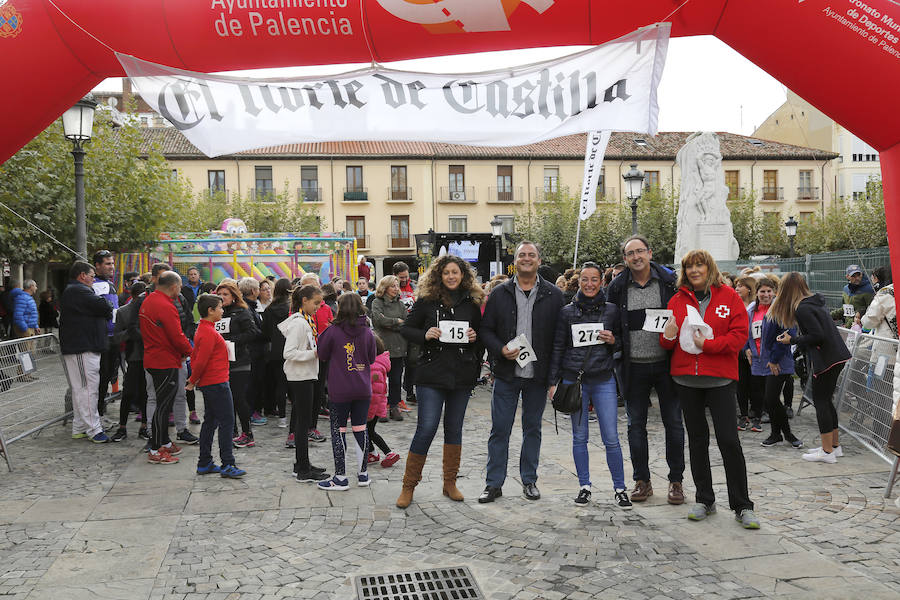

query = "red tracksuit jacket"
[[140, 290, 193, 369], [189, 320, 230, 387], [660, 284, 749, 380]]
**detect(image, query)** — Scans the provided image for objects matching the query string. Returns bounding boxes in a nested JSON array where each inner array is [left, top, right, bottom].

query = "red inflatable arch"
[[2, 0, 899, 278]]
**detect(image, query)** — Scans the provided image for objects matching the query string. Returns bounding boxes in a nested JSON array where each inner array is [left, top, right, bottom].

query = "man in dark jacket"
[[92, 250, 120, 417], [606, 235, 685, 505], [478, 241, 564, 503], [59, 261, 113, 443]]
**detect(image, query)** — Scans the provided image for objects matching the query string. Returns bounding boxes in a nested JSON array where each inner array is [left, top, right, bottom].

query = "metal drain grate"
[[355, 566, 485, 600]]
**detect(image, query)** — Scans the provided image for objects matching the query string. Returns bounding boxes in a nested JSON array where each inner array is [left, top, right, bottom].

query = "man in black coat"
[[59, 261, 113, 443], [478, 241, 564, 503], [605, 235, 684, 505]]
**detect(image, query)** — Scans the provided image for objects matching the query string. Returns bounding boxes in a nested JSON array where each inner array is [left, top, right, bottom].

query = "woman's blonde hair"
[[215, 280, 247, 310], [417, 255, 485, 306], [375, 275, 399, 298], [676, 249, 723, 293], [767, 272, 812, 327], [734, 275, 758, 298]]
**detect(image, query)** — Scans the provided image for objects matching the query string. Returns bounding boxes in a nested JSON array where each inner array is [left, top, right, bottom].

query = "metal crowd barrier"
[[803, 327, 900, 497], [0, 334, 71, 471]]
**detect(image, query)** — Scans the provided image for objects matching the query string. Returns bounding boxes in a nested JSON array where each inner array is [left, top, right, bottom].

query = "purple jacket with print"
[[316, 315, 376, 402]]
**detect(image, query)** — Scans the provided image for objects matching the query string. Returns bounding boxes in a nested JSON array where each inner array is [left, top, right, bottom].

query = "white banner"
[[578, 130, 611, 221], [117, 24, 669, 157]]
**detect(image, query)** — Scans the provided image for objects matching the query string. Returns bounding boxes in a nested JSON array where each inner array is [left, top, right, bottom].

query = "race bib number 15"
[[438, 320, 468, 343]]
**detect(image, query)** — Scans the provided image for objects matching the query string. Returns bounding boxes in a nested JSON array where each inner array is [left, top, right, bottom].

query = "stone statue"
[[674, 132, 740, 264]]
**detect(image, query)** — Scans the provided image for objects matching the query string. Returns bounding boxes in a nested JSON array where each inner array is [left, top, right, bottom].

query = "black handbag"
[[551, 347, 594, 432]]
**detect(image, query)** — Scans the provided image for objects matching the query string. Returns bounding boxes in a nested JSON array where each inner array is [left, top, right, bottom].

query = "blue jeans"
[[625, 360, 685, 483], [485, 377, 547, 487], [569, 377, 625, 489], [409, 385, 471, 455], [198, 382, 236, 467]]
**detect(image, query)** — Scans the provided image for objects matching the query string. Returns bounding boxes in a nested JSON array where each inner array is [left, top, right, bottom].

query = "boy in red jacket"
[[187, 293, 246, 478]]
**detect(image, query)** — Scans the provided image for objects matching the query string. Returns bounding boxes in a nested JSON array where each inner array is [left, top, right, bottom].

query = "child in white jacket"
[[280, 285, 330, 483]]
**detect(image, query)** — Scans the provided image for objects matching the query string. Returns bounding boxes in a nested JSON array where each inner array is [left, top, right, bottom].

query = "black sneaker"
[[787, 435, 803, 449], [296, 469, 330, 482], [111, 428, 127, 442], [574, 488, 591, 505], [614, 489, 633, 510], [760, 436, 783, 447], [750, 419, 763, 432], [137, 428, 149, 440], [177, 429, 199, 445]]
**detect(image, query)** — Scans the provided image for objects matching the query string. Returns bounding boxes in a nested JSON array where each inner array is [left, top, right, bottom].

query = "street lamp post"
[[622, 164, 645, 235], [62, 95, 98, 260], [418, 237, 431, 268], [490, 216, 503, 277], [784, 215, 799, 258]]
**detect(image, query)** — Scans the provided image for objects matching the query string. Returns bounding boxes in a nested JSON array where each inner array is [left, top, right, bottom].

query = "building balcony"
[[343, 187, 368, 202], [387, 187, 413, 203], [487, 186, 523, 204], [726, 186, 746, 201], [353, 234, 370, 250], [761, 186, 784, 202], [249, 188, 276, 203], [298, 187, 323, 203], [534, 186, 570, 202], [440, 186, 476, 203], [796, 186, 820, 201], [387, 234, 414, 250]]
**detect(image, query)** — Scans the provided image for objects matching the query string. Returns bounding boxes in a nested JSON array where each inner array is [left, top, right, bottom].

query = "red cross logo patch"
[[714, 305, 730, 319]]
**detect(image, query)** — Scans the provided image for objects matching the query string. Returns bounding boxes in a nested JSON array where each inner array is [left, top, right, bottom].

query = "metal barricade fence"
[[0, 334, 71, 471], [801, 327, 900, 496]]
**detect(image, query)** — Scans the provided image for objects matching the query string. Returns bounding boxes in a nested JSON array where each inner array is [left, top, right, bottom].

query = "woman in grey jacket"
[[371, 275, 408, 421]]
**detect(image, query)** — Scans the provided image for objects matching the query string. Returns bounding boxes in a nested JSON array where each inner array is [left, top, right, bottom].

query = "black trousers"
[[736, 356, 752, 417], [288, 379, 315, 472], [249, 354, 267, 414], [147, 367, 177, 451], [677, 382, 753, 513], [230, 370, 252, 434], [367, 417, 391, 454], [265, 359, 288, 417], [97, 341, 120, 416], [119, 360, 147, 428]]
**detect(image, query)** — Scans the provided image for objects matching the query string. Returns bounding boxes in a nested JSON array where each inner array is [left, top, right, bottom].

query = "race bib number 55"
[[215, 317, 231, 334]]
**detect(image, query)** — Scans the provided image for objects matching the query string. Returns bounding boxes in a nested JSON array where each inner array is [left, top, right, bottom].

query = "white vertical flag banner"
[[578, 130, 612, 221], [117, 24, 669, 157]]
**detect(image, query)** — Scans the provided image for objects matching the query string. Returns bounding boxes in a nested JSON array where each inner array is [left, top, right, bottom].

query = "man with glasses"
[[606, 235, 685, 505], [92, 250, 120, 417]]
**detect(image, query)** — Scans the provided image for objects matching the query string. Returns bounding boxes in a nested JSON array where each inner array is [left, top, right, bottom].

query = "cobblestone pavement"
[[1, 384, 899, 599]]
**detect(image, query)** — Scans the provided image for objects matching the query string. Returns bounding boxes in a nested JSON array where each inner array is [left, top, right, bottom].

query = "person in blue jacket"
[[744, 278, 801, 448], [10, 280, 39, 337]]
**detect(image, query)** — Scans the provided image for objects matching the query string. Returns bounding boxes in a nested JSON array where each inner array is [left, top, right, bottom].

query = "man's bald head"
[[157, 271, 182, 297]]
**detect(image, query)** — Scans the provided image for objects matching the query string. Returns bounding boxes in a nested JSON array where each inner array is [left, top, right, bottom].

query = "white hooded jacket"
[[278, 313, 319, 382]]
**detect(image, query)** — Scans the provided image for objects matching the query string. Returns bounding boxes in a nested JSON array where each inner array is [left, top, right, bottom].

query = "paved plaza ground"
[[1, 384, 899, 600]]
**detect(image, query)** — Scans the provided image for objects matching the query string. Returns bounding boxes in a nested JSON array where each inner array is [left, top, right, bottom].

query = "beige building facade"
[[753, 90, 882, 201], [146, 129, 837, 274]]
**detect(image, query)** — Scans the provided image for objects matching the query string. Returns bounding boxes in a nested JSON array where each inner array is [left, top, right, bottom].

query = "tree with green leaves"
[[180, 185, 324, 233]]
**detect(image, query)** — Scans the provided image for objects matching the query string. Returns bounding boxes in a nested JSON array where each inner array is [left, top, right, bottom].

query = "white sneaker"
[[278, 417, 288, 428], [802, 447, 837, 463], [805, 445, 843, 457]]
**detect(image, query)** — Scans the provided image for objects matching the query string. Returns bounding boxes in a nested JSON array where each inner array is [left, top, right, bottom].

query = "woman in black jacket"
[[771, 272, 851, 464], [216, 280, 262, 448], [262, 278, 292, 434], [548, 262, 629, 508], [396, 255, 485, 508]]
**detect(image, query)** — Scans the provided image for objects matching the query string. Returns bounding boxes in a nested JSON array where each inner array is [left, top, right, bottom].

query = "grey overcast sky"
[[94, 36, 787, 137]]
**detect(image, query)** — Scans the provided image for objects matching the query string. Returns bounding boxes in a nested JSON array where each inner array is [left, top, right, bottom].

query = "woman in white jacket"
[[280, 285, 330, 484]]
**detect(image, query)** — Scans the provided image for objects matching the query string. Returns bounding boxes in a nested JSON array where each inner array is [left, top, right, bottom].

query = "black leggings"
[[811, 363, 845, 434], [288, 379, 315, 472], [764, 374, 794, 439], [781, 377, 794, 408], [367, 417, 391, 454], [328, 399, 369, 478], [736, 356, 752, 417], [747, 374, 767, 420], [230, 370, 252, 435]]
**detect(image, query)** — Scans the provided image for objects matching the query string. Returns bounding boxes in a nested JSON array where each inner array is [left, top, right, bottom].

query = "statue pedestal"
[[697, 223, 739, 262]]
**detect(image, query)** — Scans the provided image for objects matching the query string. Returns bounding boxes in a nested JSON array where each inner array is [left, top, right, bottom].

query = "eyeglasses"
[[624, 247, 649, 258]]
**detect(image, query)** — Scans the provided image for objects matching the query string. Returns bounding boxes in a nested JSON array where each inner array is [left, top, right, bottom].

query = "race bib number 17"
[[642, 309, 672, 333]]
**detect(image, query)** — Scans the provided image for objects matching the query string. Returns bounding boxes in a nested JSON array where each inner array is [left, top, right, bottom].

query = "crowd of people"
[[12, 238, 896, 529]]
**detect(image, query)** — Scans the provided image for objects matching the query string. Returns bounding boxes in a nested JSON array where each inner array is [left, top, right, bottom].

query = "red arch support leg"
[[882, 144, 900, 288]]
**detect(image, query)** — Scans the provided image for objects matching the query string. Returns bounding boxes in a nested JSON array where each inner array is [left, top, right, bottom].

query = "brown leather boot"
[[631, 480, 653, 502], [442, 444, 464, 501], [396, 452, 426, 509]]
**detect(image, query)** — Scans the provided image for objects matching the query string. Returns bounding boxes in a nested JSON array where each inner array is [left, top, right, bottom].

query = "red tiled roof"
[[138, 128, 838, 161]]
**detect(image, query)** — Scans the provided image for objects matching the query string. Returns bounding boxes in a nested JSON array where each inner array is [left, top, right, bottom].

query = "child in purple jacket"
[[315, 293, 377, 490]]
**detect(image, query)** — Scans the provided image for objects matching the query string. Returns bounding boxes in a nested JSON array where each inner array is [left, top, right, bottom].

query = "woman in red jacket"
[[660, 250, 759, 529]]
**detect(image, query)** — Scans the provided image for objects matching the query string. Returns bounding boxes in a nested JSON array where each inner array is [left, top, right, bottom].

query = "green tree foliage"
[[794, 179, 886, 254], [727, 190, 762, 259], [0, 114, 194, 261], [181, 185, 324, 233]]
